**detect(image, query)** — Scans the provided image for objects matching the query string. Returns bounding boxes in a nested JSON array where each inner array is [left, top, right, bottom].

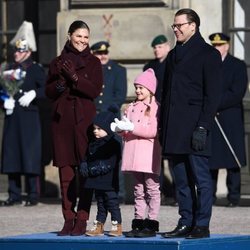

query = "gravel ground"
[[0, 194, 250, 237]]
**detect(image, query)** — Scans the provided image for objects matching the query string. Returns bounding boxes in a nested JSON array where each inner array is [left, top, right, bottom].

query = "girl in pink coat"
[[111, 68, 161, 238]]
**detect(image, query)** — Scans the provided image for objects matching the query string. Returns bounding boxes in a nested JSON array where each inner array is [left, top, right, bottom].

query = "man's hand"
[[192, 126, 207, 151]]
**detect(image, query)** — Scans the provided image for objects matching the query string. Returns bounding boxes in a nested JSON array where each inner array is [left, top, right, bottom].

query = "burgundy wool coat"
[[46, 44, 103, 167]]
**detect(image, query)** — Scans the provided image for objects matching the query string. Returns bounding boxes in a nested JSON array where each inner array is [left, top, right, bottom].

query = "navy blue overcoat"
[[160, 32, 222, 157]]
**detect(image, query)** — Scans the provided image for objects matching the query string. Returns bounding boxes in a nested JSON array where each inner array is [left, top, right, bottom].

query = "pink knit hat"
[[134, 68, 157, 94]]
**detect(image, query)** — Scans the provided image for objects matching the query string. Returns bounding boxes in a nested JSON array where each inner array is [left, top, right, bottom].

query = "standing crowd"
[[0, 8, 248, 240]]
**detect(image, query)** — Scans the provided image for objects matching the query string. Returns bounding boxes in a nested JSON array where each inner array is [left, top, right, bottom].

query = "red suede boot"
[[57, 219, 75, 236], [71, 219, 87, 236]]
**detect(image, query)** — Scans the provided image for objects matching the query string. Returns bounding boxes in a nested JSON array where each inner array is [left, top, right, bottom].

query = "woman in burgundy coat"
[[46, 20, 103, 236]]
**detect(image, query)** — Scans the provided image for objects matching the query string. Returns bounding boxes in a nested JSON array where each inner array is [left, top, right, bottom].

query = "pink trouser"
[[133, 172, 160, 220]]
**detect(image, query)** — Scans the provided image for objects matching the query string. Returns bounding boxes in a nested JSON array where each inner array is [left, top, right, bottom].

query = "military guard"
[[0, 21, 46, 206], [143, 34, 170, 102], [208, 32, 248, 207], [90, 41, 127, 115]]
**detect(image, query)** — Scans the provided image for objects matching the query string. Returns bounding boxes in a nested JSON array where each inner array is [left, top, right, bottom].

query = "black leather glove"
[[192, 126, 207, 151], [79, 160, 89, 177], [61, 59, 78, 83]]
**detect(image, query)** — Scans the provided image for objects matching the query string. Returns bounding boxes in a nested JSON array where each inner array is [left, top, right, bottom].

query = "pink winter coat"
[[121, 97, 161, 175]]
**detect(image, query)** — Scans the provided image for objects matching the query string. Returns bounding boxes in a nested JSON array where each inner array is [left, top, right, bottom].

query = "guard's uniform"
[[208, 33, 248, 205]]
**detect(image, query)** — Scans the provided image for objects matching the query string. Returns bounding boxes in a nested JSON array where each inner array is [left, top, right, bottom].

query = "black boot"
[[124, 219, 144, 237], [135, 219, 159, 237]]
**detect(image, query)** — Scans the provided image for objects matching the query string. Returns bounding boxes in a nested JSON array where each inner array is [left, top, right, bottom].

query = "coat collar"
[[89, 134, 114, 154], [131, 96, 155, 108], [103, 60, 113, 71], [15, 56, 33, 70], [60, 41, 91, 70], [171, 31, 206, 67]]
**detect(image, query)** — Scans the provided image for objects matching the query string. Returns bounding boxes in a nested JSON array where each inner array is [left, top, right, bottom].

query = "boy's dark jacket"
[[84, 134, 121, 191]]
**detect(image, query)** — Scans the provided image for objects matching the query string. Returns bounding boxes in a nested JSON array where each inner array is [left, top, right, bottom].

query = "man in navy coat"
[[160, 9, 222, 239], [208, 33, 248, 207]]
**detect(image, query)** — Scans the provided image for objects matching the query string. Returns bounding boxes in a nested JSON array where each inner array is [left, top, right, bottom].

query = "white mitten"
[[4, 97, 15, 115], [115, 117, 134, 131], [110, 122, 122, 132], [18, 90, 36, 107]]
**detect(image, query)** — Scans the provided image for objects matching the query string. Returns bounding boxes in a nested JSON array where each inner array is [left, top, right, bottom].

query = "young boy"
[[80, 105, 122, 237]]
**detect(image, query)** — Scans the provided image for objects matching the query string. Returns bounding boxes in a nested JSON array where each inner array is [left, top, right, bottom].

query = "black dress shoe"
[[25, 200, 38, 206], [1, 198, 22, 206], [185, 226, 210, 239], [162, 225, 192, 238]]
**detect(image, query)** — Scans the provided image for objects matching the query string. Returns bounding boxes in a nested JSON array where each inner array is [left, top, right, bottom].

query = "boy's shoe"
[[108, 221, 122, 237], [85, 220, 104, 236]]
